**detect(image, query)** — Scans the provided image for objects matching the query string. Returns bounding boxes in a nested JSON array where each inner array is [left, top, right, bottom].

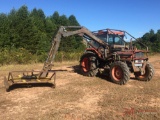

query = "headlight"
[[135, 60, 144, 63], [135, 60, 138, 63]]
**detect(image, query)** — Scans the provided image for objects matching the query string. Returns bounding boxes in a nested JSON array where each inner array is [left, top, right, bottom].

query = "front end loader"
[[4, 26, 108, 91]]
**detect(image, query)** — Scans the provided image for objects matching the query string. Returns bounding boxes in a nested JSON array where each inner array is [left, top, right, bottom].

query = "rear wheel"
[[80, 53, 98, 77], [134, 63, 154, 81], [110, 61, 130, 85]]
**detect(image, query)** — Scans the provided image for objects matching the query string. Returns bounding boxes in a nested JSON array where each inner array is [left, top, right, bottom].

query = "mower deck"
[[4, 70, 56, 92]]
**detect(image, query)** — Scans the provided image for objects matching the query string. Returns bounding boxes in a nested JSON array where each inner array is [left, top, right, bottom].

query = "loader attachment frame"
[[4, 26, 106, 91]]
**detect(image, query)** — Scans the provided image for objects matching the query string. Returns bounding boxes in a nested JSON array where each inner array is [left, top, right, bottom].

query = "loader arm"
[[41, 26, 107, 77]]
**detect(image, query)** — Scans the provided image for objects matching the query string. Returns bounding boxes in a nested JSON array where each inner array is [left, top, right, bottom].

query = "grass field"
[[0, 55, 160, 120]]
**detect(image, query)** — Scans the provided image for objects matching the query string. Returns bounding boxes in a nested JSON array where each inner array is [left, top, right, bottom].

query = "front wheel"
[[134, 63, 154, 81], [110, 61, 130, 85], [80, 53, 98, 77]]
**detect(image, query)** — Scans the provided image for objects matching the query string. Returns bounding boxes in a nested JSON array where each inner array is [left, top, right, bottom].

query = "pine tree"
[[0, 13, 10, 48], [68, 15, 80, 26]]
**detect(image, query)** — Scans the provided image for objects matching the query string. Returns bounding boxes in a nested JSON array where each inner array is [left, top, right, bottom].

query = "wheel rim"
[[112, 66, 123, 81], [81, 58, 89, 72]]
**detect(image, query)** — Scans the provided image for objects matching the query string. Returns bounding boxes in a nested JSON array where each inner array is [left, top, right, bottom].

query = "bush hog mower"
[[4, 26, 154, 91]]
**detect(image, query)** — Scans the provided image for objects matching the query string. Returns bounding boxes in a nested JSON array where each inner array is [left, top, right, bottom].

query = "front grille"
[[135, 52, 144, 58]]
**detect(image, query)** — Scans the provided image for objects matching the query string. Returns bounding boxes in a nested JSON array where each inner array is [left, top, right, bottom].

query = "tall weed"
[[0, 49, 84, 65]]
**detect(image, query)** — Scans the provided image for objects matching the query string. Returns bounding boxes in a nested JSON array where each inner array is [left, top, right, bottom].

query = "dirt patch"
[[0, 57, 160, 120]]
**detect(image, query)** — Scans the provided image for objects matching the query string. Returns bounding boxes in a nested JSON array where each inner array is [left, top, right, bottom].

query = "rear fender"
[[86, 48, 103, 59]]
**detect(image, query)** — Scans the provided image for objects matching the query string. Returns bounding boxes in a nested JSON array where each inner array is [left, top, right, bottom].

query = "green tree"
[[8, 8, 20, 49], [29, 8, 49, 54], [59, 15, 69, 26], [51, 11, 60, 27], [0, 5, 87, 64], [141, 29, 160, 52], [30, 8, 46, 31], [45, 17, 57, 41], [0, 13, 10, 48], [68, 15, 80, 26]]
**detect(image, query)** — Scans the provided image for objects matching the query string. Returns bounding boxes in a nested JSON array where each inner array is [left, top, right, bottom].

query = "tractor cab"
[[92, 29, 126, 52], [93, 29, 125, 46]]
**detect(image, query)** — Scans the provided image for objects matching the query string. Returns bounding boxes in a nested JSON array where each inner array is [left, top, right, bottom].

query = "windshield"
[[95, 33, 125, 45], [108, 34, 125, 45], [96, 33, 107, 42]]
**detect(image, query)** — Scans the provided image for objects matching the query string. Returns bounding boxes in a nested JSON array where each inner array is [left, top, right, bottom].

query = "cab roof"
[[92, 29, 125, 36]]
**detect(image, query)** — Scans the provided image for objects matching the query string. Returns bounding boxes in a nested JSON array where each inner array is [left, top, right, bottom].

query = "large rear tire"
[[110, 61, 130, 85], [134, 62, 154, 81], [80, 53, 98, 77]]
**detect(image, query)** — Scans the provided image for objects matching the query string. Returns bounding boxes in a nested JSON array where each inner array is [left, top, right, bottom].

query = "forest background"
[[0, 5, 159, 65]]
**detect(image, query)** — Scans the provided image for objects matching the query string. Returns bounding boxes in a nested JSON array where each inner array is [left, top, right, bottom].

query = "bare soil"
[[0, 55, 160, 120]]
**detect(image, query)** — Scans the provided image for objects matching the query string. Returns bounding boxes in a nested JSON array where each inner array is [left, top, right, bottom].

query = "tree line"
[[0, 5, 159, 65], [138, 29, 160, 52], [0, 5, 85, 64]]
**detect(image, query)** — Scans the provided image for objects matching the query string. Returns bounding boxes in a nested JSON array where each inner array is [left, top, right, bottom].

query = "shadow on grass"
[[71, 65, 139, 84], [5, 83, 55, 92], [71, 65, 81, 74], [71, 65, 114, 84], [130, 77, 137, 80]]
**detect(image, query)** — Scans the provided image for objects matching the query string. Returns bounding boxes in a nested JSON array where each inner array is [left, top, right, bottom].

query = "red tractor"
[[80, 28, 154, 84]]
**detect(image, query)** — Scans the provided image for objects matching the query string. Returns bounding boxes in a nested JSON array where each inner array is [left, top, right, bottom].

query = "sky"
[[0, 0, 160, 38]]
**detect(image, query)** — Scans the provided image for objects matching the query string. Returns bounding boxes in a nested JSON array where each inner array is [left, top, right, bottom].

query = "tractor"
[[4, 26, 154, 91], [79, 28, 154, 84]]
